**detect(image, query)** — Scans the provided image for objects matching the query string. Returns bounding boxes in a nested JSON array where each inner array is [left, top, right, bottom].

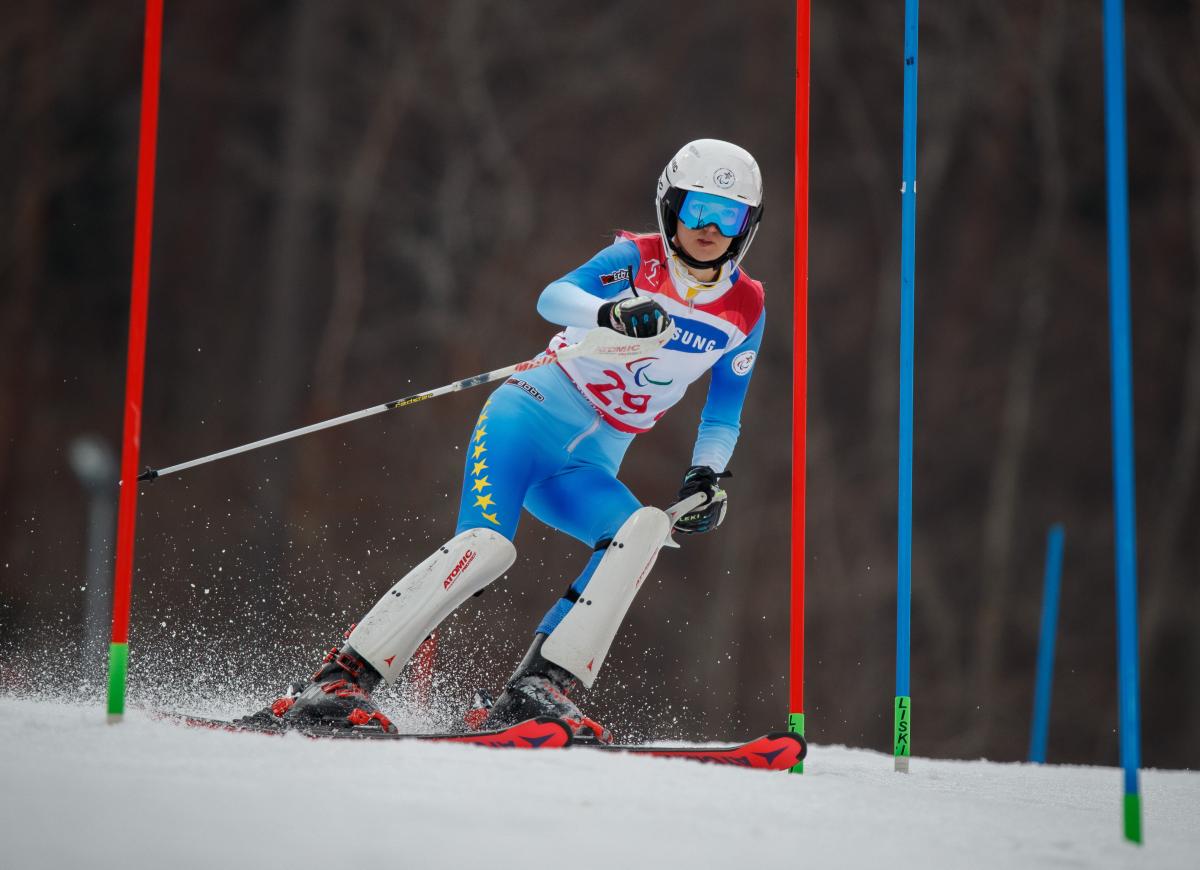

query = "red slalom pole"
[[107, 0, 163, 722], [788, 0, 812, 772]]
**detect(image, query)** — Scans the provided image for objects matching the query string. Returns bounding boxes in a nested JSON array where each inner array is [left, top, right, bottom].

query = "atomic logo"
[[626, 357, 672, 387], [443, 550, 477, 590]]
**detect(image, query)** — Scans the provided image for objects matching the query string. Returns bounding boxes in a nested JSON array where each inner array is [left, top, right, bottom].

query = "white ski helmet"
[[655, 139, 764, 272]]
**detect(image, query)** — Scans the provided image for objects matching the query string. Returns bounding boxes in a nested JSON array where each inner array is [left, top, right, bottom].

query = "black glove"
[[598, 296, 671, 338], [673, 465, 731, 535]]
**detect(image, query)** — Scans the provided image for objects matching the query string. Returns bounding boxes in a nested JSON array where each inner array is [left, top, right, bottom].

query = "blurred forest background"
[[2, 0, 1197, 767]]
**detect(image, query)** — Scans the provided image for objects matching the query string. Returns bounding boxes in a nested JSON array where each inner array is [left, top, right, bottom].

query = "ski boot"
[[479, 633, 612, 743], [262, 643, 394, 733]]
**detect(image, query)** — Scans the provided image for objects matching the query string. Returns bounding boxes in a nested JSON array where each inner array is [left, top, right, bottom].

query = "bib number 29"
[[586, 370, 650, 416]]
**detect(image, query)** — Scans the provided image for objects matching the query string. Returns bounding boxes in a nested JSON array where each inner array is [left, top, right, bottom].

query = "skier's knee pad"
[[541, 506, 669, 688], [348, 528, 516, 684]]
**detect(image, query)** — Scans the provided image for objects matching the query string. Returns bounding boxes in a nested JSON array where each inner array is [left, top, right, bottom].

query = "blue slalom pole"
[[1101, 0, 1143, 844], [894, 0, 919, 774], [1029, 524, 1065, 764]]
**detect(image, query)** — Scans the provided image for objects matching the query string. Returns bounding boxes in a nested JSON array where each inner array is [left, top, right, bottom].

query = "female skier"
[[261, 139, 767, 738]]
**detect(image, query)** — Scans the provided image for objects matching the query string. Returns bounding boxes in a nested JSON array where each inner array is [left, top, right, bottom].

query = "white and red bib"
[[549, 233, 765, 433]]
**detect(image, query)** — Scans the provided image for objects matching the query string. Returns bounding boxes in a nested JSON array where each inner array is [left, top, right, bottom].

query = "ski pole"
[[137, 326, 670, 482]]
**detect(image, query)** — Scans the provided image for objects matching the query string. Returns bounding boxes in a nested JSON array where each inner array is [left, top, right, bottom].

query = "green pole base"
[[1124, 793, 1143, 844], [106, 642, 129, 723], [788, 712, 805, 774], [894, 695, 911, 772]]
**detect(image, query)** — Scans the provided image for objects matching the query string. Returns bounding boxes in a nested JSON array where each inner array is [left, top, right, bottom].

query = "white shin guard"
[[541, 506, 671, 688], [347, 529, 516, 684]]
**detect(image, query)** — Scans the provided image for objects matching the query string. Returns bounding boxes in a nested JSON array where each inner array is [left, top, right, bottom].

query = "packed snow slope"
[[1, 696, 1195, 870]]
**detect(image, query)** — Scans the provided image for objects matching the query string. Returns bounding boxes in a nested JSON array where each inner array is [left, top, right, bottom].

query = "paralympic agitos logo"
[[626, 357, 672, 387]]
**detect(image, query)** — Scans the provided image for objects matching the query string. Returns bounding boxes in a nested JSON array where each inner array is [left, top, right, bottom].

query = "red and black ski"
[[155, 711, 573, 749], [155, 710, 804, 768], [575, 731, 806, 770]]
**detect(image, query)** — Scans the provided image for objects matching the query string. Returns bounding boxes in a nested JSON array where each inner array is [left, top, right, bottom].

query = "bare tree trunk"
[[970, 1, 1067, 751], [251, 0, 327, 527], [312, 50, 418, 413], [1133, 14, 1200, 726], [436, 0, 537, 336]]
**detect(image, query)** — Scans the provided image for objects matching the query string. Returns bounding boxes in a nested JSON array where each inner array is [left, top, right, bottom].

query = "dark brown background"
[[2, 1, 1197, 766]]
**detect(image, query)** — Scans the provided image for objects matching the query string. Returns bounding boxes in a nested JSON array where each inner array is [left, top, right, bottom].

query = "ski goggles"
[[674, 190, 752, 237]]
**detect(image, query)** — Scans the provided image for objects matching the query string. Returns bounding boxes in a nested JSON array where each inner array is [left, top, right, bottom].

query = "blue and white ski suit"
[[453, 232, 766, 635]]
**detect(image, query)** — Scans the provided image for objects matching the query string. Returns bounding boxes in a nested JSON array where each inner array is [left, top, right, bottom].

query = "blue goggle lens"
[[676, 191, 751, 237]]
